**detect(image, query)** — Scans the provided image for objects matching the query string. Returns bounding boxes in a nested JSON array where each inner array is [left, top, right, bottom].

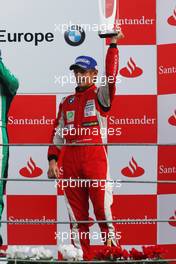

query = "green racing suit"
[[0, 59, 19, 241]]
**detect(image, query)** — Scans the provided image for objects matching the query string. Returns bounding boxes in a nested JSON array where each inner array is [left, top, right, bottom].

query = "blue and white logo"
[[68, 96, 75, 104], [64, 25, 85, 46]]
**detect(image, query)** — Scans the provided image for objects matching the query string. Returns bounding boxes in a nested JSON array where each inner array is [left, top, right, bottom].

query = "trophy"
[[98, 0, 120, 38]]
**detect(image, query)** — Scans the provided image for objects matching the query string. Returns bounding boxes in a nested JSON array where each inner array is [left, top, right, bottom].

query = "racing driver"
[[48, 32, 124, 260], [0, 50, 19, 245]]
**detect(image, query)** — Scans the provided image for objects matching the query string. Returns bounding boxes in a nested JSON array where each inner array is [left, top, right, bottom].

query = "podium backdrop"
[[0, 0, 175, 260]]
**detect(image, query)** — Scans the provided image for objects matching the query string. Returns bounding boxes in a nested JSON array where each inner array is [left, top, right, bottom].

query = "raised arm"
[[97, 32, 124, 111]]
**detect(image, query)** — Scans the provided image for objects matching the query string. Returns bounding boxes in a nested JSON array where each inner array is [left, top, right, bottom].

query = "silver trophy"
[[98, 0, 120, 38]]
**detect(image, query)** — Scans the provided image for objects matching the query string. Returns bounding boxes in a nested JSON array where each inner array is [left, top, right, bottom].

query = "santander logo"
[[168, 211, 176, 227], [120, 57, 143, 78], [19, 157, 43, 178], [167, 7, 176, 26], [168, 110, 176, 126], [121, 157, 145, 177]]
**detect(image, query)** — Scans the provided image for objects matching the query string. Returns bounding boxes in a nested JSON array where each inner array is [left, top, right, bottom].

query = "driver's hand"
[[47, 160, 59, 179], [110, 29, 124, 44]]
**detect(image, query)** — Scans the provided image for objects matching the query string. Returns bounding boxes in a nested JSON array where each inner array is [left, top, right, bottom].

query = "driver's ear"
[[94, 70, 98, 75]]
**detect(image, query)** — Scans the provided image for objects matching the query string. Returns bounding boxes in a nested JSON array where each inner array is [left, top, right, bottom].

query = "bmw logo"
[[64, 25, 85, 46], [68, 96, 75, 104]]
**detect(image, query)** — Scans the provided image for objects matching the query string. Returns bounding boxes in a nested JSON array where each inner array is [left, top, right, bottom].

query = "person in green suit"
[[0, 50, 19, 244]]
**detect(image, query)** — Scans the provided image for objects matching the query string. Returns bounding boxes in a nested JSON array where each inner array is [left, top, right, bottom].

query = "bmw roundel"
[[68, 96, 75, 104], [64, 25, 85, 46]]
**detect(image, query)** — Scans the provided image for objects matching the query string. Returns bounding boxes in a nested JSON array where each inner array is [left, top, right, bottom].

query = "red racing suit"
[[48, 43, 119, 260]]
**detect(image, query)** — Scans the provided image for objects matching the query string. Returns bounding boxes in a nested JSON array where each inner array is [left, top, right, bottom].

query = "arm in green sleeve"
[[0, 60, 19, 96]]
